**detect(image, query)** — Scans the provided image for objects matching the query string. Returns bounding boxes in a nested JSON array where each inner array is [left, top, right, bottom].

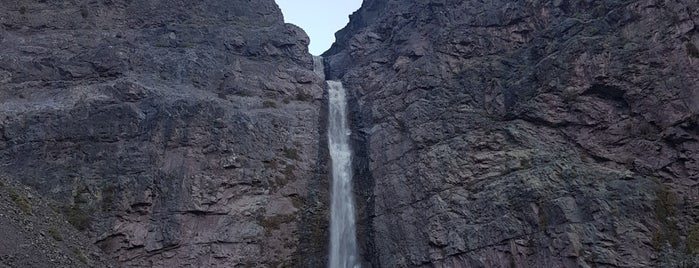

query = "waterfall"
[[317, 55, 359, 268], [313, 55, 326, 81]]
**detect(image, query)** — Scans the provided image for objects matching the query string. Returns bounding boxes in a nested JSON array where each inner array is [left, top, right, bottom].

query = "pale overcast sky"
[[275, 0, 363, 55]]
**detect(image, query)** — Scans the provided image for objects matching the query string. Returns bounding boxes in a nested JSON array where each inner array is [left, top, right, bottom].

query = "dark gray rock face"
[[0, 0, 328, 267], [325, 0, 699, 267]]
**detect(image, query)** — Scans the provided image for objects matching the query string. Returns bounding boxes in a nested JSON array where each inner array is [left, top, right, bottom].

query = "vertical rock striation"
[[0, 0, 329, 266], [325, 0, 699, 267]]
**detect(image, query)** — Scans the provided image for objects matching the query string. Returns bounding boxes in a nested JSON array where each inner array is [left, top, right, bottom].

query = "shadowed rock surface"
[[0, 0, 329, 267], [325, 0, 699, 267]]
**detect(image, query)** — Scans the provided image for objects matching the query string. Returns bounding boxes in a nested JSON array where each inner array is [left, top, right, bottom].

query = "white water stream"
[[315, 56, 359, 268]]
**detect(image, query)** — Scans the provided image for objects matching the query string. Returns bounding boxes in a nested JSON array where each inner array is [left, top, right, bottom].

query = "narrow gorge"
[[1, 0, 698, 267]]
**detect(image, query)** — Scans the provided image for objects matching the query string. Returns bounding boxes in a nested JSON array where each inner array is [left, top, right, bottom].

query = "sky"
[[275, 0, 363, 55]]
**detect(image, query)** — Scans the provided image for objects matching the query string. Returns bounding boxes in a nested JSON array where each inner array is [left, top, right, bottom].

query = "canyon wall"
[[2, 0, 699, 267], [0, 0, 328, 266], [325, 0, 699, 267]]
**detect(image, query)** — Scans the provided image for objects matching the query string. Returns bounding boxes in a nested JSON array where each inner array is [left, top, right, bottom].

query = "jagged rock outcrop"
[[325, 0, 699, 267], [0, 0, 329, 267]]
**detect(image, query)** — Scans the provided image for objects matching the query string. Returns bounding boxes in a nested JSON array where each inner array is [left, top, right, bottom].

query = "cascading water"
[[313, 55, 326, 81], [327, 80, 360, 268], [314, 56, 359, 268]]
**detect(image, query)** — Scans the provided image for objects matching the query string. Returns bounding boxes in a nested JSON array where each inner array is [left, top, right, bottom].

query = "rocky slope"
[[0, 0, 328, 267], [0, 175, 110, 268], [324, 0, 699, 267]]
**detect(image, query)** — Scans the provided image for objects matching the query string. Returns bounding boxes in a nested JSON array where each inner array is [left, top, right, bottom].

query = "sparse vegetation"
[[283, 165, 296, 179], [19, 6, 27, 15], [687, 42, 699, 58], [48, 226, 63, 241], [308, 213, 327, 248], [65, 206, 91, 231], [652, 230, 665, 250], [260, 214, 297, 236], [652, 185, 680, 250], [264, 159, 279, 169], [235, 90, 254, 97], [71, 247, 88, 263], [79, 5, 89, 19], [154, 39, 171, 48], [611, 209, 620, 217], [101, 186, 115, 212], [289, 195, 303, 209], [274, 176, 288, 189], [179, 41, 194, 48], [687, 224, 699, 254], [537, 203, 549, 230], [159, 71, 170, 80], [8, 189, 32, 215], [283, 147, 300, 161], [269, 260, 295, 268], [263, 100, 278, 108], [296, 92, 312, 102], [561, 88, 578, 103], [655, 186, 676, 219]]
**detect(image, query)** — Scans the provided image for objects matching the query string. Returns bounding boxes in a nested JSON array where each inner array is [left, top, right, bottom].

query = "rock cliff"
[[324, 0, 699, 267], [0, 0, 328, 267], [3, 0, 699, 267]]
